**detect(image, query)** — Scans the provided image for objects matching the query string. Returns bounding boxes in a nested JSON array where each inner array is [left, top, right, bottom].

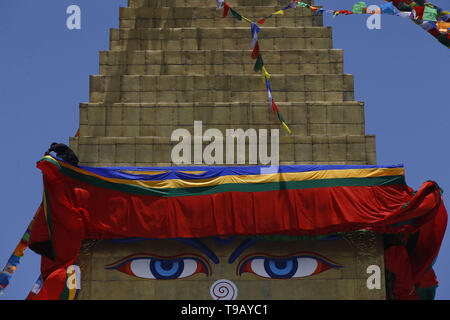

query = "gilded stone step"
[[120, 13, 322, 28], [88, 74, 355, 103], [77, 101, 367, 138], [119, 6, 322, 28], [79, 101, 366, 126], [70, 0, 377, 170], [98, 49, 343, 75], [70, 133, 375, 167], [127, 0, 314, 8], [109, 27, 333, 51]]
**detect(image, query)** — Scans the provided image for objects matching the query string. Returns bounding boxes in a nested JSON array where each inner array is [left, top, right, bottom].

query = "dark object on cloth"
[[45, 142, 79, 165]]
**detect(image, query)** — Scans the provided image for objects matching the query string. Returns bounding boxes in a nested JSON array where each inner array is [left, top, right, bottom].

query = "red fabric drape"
[[27, 159, 447, 299]]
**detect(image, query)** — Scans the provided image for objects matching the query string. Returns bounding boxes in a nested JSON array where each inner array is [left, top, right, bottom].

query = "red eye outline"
[[105, 252, 212, 280], [236, 251, 342, 279]]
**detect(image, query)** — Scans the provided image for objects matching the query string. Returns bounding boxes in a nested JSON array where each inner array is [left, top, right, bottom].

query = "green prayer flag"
[[423, 6, 438, 22], [276, 110, 286, 123], [297, 2, 309, 8], [230, 8, 242, 21], [352, 1, 367, 14], [253, 54, 264, 72]]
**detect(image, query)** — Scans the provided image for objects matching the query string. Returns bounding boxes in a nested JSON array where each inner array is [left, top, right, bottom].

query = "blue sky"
[[0, 0, 449, 300]]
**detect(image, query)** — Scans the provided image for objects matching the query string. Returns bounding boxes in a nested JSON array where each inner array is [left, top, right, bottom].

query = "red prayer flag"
[[414, 6, 425, 19], [251, 41, 260, 59], [223, 3, 230, 18]]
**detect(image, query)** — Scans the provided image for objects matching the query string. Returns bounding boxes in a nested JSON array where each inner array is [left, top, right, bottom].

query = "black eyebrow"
[[228, 238, 261, 264], [107, 237, 219, 264]]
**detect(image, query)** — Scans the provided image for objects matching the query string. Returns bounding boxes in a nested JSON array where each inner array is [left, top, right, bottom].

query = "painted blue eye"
[[265, 258, 298, 278], [237, 253, 342, 279], [105, 253, 210, 280], [150, 259, 184, 279]]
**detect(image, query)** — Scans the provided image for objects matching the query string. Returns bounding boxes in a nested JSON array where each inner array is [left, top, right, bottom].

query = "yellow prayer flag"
[[436, 21, 450, 33], [261, 66, 270, 84], [242, 16, 252, 24], [281, 122, 292, 134]]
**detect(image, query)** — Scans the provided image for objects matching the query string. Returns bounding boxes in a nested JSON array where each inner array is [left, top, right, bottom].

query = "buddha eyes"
[[105, 253, 211, 280], [236, 252, 341, 279], [106, 252, 340, 280]]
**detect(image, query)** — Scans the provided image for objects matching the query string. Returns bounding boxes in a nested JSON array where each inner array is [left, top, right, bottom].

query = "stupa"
[[65, 0, 387, 300]]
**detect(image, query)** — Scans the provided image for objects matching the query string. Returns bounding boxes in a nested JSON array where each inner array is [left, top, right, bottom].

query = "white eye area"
[[178, 259, 198, 278], [250, 258, 269, 277], [249, 257, 319, 278], [293, 257, 318, 277], [130, 259, 155, 279], [129, 258, 199, 279]]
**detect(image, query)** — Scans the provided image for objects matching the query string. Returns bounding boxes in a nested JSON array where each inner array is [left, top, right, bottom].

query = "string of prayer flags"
[[293, 1, 448, 46], [387, 1, 449, 47], [218, 0, 448, 134], [220, 3, 292, 133], [0, 217, 34, 295], [258, 1, 296, 25], [264, 78, 292, 134]]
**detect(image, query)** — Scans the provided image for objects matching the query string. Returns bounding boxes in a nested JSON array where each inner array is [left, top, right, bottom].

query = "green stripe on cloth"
[[417, 285, 437, 300], [59, 275, 70, 300]]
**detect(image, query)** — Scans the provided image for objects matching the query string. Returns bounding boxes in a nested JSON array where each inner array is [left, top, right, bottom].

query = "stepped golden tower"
[[70, 0, 384, 300]]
